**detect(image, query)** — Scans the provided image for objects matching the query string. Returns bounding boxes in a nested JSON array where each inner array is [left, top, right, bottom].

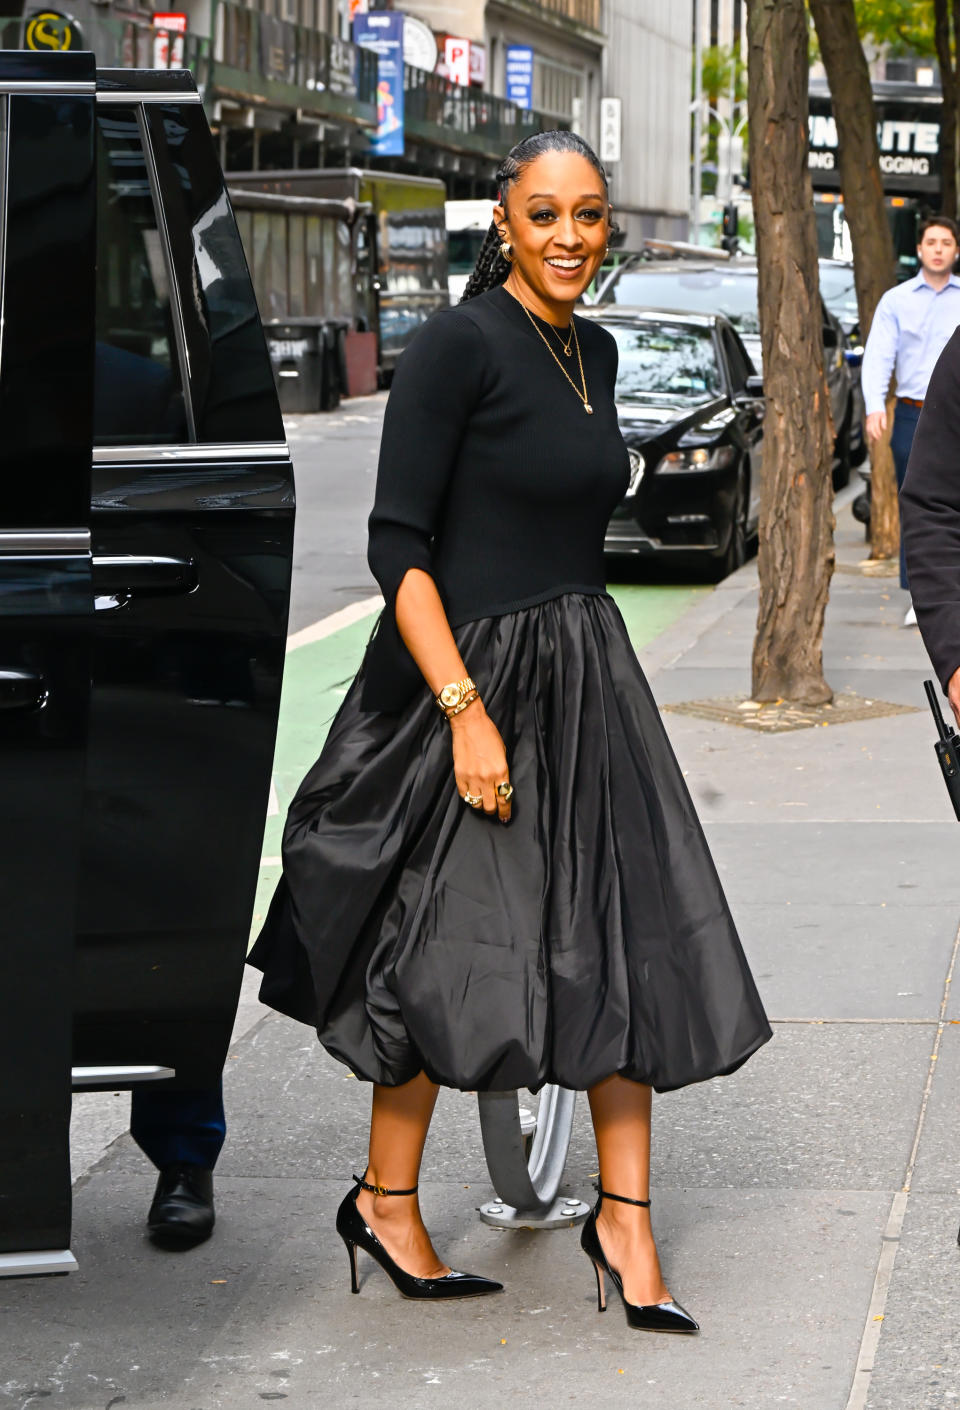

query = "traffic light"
[[721, 202, 739, 254]]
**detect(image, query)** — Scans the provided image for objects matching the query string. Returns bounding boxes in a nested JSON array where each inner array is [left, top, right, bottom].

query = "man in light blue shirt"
[[862, 216, 960, 623]]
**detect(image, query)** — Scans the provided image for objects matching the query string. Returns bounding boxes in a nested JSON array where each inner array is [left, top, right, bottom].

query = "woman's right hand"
[[449, 700, 512, 823]]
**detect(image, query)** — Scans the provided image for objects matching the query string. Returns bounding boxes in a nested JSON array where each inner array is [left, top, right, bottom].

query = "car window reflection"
[[610, 271, 762, 337], [93, 107, 188, 445], [604, 322, 723, 403]]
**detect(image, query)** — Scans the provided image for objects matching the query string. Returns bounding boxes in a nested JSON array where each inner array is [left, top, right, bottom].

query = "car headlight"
[[627, 448, 645, 494], [655, 445, 736, 474]]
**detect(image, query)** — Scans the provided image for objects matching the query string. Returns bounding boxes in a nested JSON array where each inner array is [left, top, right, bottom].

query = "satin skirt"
[[249, 592, 772, 1092]]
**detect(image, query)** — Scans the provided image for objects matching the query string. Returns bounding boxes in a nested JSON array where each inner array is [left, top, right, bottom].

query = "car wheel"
[[707, 465, 748, 582]]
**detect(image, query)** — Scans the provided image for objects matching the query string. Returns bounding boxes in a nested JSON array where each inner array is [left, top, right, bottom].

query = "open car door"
[[0, 51, 97, 1276], [72, 70, 295, 1090]]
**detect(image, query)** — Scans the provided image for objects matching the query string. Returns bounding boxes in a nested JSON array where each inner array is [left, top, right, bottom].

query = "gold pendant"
[[564, 345, 573, 356], [584, 403, 593, 414]]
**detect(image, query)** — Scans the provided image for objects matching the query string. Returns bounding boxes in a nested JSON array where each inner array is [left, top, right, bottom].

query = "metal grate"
[[662, 692, 919, 733]]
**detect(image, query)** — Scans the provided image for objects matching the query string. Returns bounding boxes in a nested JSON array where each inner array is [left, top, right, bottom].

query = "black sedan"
[[593, 256, 856, 486], [577, 308, 764, 580]]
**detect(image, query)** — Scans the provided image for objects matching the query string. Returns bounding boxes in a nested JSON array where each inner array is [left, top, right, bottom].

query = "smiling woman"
[[250, 129, 771, 1336]]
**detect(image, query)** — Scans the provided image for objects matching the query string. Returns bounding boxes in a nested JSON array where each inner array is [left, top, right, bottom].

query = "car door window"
[[93, 106, 188, 446], [722, 327, 753, 389], [144, 104, 284, 444]]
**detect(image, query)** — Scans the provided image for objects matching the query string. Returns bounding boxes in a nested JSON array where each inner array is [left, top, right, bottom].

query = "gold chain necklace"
[[549, 320, 574, 357], [518, 299, 593, 413]]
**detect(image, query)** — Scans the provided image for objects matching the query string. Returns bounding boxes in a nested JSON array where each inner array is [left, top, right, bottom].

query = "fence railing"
[[404, 65, 547, 153], [536, 0, 604, 30], [214, 3, 377, 104]]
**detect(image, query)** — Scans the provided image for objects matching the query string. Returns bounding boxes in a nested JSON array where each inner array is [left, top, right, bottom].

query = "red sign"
[[152, 11, 187, 31], [444, 35, 470, 87]]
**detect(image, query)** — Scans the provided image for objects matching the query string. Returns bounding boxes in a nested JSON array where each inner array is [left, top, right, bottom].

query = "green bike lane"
[[251, 581, 710, 935]]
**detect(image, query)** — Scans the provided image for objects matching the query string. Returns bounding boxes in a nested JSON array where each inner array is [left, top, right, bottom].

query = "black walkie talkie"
[[924, 679, 960, 820]]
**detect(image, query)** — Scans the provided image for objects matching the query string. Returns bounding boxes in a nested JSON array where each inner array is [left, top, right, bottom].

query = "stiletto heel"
[[580, 1186, 699, 1335], [335, 1174, 503, 1301], [591, 1258, 607, 1312], [342, 1234, 359, 1294]]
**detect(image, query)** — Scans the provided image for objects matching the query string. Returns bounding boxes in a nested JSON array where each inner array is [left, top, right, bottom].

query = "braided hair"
[[460, 129, 610, 303]]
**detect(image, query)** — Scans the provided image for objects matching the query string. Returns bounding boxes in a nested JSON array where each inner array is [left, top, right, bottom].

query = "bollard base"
[[478, 1195, 591, 1230], [0, 1248, 78, 1278]]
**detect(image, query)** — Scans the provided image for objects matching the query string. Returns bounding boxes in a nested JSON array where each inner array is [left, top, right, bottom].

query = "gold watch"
[[436, 677, 477, 713]]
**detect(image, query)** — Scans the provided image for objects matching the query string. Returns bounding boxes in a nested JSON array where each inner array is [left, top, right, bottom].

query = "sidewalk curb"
[[641, 563, 758, 684]]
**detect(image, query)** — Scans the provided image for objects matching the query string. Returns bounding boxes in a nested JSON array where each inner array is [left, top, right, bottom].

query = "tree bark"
[[809, 0, 899, 561], [934, 0, 958, 221], [747, 0, 835, 704]]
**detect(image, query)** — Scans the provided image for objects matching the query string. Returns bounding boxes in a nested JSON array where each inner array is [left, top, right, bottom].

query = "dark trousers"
[[130, 1081, 226, 1172], [891, 402, 922, 593]]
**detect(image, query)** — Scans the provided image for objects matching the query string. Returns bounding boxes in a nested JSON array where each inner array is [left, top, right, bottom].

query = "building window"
[[533, 55, 583, 123]]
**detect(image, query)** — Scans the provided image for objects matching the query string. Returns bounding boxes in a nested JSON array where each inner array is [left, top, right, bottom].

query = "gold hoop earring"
[[499, 241, 514, 262]]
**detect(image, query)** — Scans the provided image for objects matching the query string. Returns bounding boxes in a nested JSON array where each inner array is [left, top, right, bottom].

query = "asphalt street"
[[282, 400, 385, 631]]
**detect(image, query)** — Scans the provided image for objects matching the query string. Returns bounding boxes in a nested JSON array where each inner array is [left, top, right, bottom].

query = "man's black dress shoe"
[[147, 1163, 215, 1249]]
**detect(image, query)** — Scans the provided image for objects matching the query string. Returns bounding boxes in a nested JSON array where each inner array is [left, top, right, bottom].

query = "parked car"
[[0, 53, 294, 1274], [595, 256, 859, 486], [577, 308, 764, 580], [817, 259, 867, 471]]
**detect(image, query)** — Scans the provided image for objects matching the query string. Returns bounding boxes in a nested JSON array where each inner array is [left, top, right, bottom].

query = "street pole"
[[691, 0, 703, 242], [726, 14, 737, 204]]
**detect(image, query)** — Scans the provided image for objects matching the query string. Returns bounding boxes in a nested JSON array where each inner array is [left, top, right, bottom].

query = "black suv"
[[0, 53, 294, 1274]]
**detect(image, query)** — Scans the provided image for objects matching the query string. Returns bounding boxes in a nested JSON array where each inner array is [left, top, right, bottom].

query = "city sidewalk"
[[5, 501, 959, 1410]]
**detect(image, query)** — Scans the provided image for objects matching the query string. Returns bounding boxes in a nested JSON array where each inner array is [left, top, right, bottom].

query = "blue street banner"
[[505, 45, 533, 109], [352, 10, 404, 156]]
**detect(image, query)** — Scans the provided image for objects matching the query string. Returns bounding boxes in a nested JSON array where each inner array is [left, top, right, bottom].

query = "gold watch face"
[[439, 684, 462, 708]]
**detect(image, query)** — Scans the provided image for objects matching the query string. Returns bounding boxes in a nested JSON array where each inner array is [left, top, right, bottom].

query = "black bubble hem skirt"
[[249, 592, 772, 1093]]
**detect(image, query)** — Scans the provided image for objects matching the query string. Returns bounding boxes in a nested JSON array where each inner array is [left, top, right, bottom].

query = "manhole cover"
[[662, 692, 919, 733], [834, 558, 899, 577]]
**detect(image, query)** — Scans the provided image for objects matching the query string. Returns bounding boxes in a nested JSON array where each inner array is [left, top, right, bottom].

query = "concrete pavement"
[[5, 500, 959, 1409]]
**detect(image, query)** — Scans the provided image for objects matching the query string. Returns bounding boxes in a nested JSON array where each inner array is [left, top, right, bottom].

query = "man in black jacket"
[[900, 326, 960, 721]]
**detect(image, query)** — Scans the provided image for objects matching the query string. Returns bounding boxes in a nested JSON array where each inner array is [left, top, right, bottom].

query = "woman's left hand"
[[449, 700, 512, 824]]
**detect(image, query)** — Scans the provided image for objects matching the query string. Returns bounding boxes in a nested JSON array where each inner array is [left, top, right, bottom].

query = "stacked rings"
[[463, 791, 483, 808]]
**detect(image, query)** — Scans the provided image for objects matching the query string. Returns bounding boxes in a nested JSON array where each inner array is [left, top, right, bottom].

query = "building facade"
[[603, 1, 689, 243], [0, 0, 691, 227]]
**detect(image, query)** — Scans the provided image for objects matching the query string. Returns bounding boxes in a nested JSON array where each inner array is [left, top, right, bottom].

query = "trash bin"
[[266, 327, 322, 413]]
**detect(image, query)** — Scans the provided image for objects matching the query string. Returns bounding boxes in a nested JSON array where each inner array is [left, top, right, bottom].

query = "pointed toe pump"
[[580, 1188, 699, 1335], [336, 1175, 503, 1301]]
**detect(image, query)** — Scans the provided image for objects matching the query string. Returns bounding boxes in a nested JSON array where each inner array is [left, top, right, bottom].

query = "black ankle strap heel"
[[580, 1186, 699, 1335], [336, 1175, 503, 1301]]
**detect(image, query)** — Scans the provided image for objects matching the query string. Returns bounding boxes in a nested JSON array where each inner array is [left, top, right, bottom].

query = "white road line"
[[285, 594, 383, 654], [260, 856, 282, 867]]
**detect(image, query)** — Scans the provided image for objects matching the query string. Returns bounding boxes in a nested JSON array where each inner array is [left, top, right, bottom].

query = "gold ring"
[[496, 782, 514, 801], [463, 791, 483, 808]]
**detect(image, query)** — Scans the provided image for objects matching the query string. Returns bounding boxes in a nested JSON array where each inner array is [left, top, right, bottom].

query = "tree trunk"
[[747, 0, 835, 704], [935, 0, 958, 221], [809, 0, 899, 561]]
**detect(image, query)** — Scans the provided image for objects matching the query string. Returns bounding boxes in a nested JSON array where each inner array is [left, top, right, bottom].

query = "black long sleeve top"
[[901, 328, 960, 691], [361, 283, 630, 711]]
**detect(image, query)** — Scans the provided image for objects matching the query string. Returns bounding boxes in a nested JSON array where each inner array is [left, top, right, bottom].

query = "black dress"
[[249, 285, 772, 1093]]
